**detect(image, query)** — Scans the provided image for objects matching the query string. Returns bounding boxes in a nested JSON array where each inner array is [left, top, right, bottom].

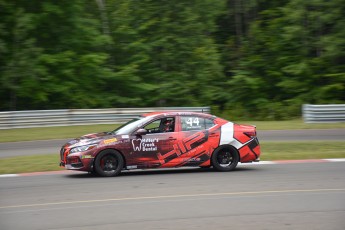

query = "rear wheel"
[[94, 150, 124, 177], [211, 146, 239, 172]]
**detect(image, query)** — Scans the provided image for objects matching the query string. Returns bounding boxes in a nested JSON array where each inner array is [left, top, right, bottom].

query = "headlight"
[[69, 144, 98, 154]]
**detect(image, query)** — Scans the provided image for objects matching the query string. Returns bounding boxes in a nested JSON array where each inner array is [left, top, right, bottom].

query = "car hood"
[[64, 132, 119, 148]]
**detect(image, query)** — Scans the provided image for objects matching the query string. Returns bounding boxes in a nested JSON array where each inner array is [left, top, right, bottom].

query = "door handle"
[[168, 137, 177, 140]]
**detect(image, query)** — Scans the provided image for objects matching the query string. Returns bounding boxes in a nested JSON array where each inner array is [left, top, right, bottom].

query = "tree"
[[107, 0, 225, 107], [1, 0, 344, 120], [214, 0, 345, 119], [0, 1, 44, 110], [0, 0, 115, 110]]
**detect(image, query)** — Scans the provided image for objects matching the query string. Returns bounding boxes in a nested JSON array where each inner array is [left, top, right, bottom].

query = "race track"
[[1, 162, 345, 230], [1, 129, 345, 158]]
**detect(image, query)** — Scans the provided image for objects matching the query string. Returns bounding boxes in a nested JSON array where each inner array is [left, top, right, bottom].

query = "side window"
[[181, 116, 215, 131], [143, 117, 175, 133], [144, 120, 161, 132], [204, 118, 215, 129]]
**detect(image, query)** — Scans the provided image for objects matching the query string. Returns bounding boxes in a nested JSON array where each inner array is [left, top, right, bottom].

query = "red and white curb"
[[245, 158, 345, 164], [0, 170, 81, 178], [1, 158, 345, 178]]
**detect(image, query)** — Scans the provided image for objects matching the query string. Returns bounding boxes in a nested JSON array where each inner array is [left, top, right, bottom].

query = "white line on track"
[[1, 188, 344, 210], [325, 158, 345, 162], [239, 161, 276, 165], [0, 174, 19, 178]]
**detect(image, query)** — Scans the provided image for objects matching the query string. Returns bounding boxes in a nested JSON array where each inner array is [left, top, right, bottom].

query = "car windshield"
[[111, 116, 152, 135]]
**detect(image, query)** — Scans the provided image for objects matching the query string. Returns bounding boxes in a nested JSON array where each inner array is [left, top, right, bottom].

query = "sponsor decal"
[[81, 155, 94, 159], [103, 138, 117, 144], [127, 165, 138, 169], [184, 117, 200, 128], [187, 158, 201, 162], [132, 138, 158, 151], [122, 135, 129, 139], [157, 131, 207, 163]]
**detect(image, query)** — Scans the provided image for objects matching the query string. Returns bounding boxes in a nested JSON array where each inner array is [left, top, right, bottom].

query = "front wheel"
[[94, 150, 124, 177], [211, 147, 239, 172]]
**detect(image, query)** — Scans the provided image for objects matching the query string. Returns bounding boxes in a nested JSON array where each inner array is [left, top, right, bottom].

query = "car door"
[[130, 116, 179, 168], [176, 115, 219, 166]]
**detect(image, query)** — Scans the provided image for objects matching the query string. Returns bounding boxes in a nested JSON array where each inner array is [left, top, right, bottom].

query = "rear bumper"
[[239, 137, 261, 163]]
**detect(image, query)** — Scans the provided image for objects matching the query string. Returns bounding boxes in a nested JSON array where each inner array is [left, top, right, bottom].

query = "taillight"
[[244, 131, 256, 138]]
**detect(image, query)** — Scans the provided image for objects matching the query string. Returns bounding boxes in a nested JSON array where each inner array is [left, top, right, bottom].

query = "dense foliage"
[[1, 0, 344, 119]]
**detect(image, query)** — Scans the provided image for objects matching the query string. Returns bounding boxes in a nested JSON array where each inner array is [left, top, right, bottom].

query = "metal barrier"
[[303, 104, 345, 123], [0, 107, 210, 129]]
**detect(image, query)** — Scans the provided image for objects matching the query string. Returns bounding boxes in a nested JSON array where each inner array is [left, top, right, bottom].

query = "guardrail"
[[303, 104, 345, 123], [0, 107, 210, 129]]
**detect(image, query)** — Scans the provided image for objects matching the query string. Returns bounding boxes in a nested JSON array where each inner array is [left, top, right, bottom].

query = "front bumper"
[[61, 158, 94, 171], [65, 163, 83, 170], [60, 148, 94, 171]]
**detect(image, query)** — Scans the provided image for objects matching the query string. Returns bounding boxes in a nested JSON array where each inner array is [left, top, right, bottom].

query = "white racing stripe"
[[219, 122, 244, 148], [219, 122, 234, 145]]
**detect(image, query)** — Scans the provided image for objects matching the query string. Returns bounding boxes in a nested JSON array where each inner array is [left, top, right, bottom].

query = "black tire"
[[94, 150, 124, 177], [88, 170, 99, 177], [211, 146, 239, 172]]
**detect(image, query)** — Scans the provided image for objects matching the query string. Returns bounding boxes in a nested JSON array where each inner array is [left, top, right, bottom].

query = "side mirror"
[[135, 128, 147, 136]]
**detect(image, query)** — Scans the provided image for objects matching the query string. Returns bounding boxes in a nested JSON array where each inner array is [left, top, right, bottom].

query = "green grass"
[[0, 141, 344, 174], [1, 119, 345, 143], [0, 124, 120, 142], [0, 154, 63, 174], [234, 119, 345, 130], [260, 141, 345, 160]]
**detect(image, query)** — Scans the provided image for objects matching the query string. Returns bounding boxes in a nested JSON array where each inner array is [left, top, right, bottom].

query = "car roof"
[[142, 111, 216, 119]]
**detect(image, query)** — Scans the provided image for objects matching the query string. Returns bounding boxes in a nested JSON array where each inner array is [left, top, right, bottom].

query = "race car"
[[60, 111, 261, 176]]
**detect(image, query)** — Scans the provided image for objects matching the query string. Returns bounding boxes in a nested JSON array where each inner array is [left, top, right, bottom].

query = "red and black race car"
[[60, 111, 261, 176]]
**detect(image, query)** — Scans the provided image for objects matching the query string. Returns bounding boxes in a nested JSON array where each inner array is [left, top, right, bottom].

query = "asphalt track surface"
[[1, 129, 345, 158], [1, 162, 345, 230]]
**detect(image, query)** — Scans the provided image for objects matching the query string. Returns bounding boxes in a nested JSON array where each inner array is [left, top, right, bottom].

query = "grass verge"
[[1, 119, 345, 143], [0, 141, 344, 174], [261, 141, 345, 160], [0, 154, 62, 174], [235, 119, 345, 130], [0, 124, 120, 143]]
